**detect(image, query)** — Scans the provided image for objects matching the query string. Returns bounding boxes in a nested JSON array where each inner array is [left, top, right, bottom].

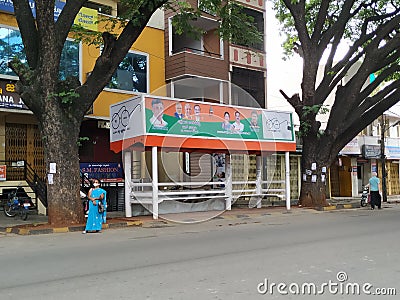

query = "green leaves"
[[299, 104, 329, 138], [77, 137, 89, 147], [48, 89, 80, 104], [302, 104, 330, 118]]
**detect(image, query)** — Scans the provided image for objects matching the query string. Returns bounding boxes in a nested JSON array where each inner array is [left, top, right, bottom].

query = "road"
[[0, 205, 399, 300]]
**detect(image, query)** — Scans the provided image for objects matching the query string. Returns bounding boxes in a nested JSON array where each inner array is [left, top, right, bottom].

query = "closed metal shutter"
[[189, 152, 213, 184]]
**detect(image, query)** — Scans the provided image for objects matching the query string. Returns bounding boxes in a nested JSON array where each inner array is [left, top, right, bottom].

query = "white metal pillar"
[[285, 151, 291, 211], [256, 155, 262, 208], [225, 154, 232, 210], [351, 157, 359, 197], [124, 150, 132, 217], [152, 146, 159, 219], [170, 81, 175, 98], [219, 81, 224, 104]]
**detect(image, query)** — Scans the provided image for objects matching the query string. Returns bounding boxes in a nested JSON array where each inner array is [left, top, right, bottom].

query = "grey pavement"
[[0, 202, 399, 299], [0, 197, 397, 232]]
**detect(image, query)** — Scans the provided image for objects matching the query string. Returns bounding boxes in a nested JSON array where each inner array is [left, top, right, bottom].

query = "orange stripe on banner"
[[111, 135, 296, 153]]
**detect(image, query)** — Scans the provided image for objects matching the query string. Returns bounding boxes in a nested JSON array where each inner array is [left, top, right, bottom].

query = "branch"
[[340, 85, 400, 145], [310, 0, 331, 41], [315, 48, 365, 106], [12, 0, 38, 69], [282, 0, 311, 54], [358, 57, 400, 102], [327, 81, 400, 154], [55, 0, 87, 49], [316, 13, 400, 105], [317, 0, 356, 61], [76, 0, 169, 115], [352, 79, 400, 121]]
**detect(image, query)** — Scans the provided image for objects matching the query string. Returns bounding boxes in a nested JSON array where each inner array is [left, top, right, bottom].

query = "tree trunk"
[[40, 108, 84, 226], [299, 136, 331, 207]]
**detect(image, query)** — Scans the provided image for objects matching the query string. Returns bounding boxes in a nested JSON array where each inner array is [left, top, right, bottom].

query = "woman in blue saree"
[[83, 179, 107, 234]]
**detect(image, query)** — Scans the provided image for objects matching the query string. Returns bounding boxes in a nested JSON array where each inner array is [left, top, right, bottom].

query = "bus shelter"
[[110, 95, 296, 219]]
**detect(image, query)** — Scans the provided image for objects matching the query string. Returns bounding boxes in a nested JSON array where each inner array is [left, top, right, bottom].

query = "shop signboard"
[[340, 137, 361, 155], [362, 145, 381, 159], [74, 6, 98, 31], [385, 146, 400, 159], [110, 95, 296, 153], [0, 0, 66, 20], [80, 162, 124, 182], [0, 80, 28, 110]]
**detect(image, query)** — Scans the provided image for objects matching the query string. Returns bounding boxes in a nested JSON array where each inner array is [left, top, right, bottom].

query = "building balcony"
[[165, 46, 229, 81]]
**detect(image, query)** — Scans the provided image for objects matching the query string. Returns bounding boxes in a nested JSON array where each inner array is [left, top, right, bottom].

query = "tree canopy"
[[272, 0, 400, 206]]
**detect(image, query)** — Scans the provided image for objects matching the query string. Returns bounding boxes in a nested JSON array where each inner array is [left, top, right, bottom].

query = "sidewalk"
[[1, 197, 395, 236]]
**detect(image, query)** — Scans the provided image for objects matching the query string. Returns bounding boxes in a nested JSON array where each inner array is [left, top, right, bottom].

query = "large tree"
[[9, 0, 261, 226], [272, 0, 400, 206]]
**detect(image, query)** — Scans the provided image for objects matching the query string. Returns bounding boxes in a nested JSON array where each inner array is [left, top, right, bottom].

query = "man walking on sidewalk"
[[368, 172, 382, 210]]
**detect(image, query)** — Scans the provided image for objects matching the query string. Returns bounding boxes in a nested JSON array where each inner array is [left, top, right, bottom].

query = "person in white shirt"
[[231, 111, 244, 133], [150, 98, 168, 128], [194, 104, 202, 122]]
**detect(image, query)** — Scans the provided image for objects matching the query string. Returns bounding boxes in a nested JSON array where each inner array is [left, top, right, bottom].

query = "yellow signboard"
[[74, 7, 98, 31]]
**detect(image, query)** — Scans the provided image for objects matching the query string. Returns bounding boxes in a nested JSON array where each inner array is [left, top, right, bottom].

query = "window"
[[232, 8, 264, 51], [106, 51, 148, 93], [59, 40, 80, 80], [231, 67, 265, 108], [0, 26, 79, 79], [0, 27, 25, 77]]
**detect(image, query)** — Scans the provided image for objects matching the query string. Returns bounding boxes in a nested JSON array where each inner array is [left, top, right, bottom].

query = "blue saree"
[[90, 188, 107, 223], [85, 188, 107, 232]]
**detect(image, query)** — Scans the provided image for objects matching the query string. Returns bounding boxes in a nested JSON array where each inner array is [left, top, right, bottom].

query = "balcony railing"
[[172, 47, 222, 58]]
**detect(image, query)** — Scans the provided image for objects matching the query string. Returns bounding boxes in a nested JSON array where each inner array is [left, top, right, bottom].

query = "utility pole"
[[380, 115, 387, 202]]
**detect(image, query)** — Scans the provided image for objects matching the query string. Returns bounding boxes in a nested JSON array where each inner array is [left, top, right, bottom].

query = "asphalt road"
[[0, 205, 399, 300]]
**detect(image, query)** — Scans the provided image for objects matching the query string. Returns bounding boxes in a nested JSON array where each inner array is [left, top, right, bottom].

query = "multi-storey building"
[[0, 1, 301, 216], [0, 1, 165, 212]]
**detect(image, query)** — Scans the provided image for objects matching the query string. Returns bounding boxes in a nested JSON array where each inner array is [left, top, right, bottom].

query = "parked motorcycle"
[[360, 185, 369, 207], [3, 186, 33, 220]]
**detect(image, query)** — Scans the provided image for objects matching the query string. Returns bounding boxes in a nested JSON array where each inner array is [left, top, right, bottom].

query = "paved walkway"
[[1, 198, 398, 235]]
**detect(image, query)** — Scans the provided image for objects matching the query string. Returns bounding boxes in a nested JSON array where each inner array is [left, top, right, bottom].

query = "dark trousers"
[[370, 191, 381, 209]]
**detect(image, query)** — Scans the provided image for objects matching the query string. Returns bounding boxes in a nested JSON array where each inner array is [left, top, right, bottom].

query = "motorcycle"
[[3, 186, 33, 220], [360, 185, 370, 207]]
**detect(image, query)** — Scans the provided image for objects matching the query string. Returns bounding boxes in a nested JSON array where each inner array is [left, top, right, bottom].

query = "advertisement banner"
[[144, 97, 294, 142], [110, 95, 296, 153], [0, 80, 28, 109], [80, 162, 124, 182], [110, 96, 144, 143]]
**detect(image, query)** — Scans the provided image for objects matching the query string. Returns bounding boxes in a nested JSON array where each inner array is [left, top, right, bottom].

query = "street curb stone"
[[0, 220, 143, 236], [0, 203, 369, 235], [315, 202, 360, 211]]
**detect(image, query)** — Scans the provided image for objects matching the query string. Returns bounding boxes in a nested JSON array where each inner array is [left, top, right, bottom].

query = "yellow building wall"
[[91, 26, 166, 117], [0, 11, 18, 27]]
